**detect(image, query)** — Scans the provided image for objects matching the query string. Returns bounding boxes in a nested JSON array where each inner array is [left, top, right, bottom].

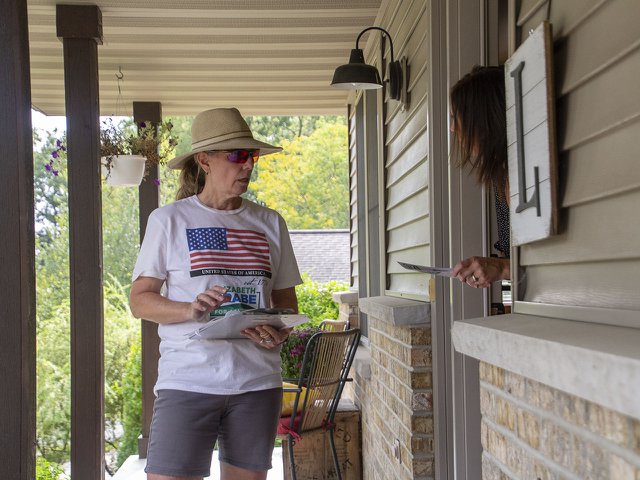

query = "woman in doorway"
[[449, 65, 511, 289], [129, 107, 302, 480]]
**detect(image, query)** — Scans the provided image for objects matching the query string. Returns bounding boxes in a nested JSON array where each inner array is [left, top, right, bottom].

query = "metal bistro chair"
[[278, 328, 361, 480]]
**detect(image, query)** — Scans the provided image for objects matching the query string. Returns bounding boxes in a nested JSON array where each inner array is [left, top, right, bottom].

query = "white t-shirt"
[[132, 195, 302, 395]]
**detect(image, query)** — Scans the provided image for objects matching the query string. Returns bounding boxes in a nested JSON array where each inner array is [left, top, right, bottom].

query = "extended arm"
[[129, 276, 230, 324]]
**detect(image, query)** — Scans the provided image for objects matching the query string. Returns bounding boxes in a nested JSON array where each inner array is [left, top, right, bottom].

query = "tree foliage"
[[251, 122, 349, 229], [246, 115, 344, 145], [116, 333, 142, 468], [34, 127, 141, 473]]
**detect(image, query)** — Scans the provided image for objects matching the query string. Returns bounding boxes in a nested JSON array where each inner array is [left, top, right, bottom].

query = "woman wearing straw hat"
[[129, 107, 303, 480]]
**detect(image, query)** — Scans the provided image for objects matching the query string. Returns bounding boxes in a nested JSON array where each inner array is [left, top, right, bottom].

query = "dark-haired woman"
[[450, 65, 511, 289]]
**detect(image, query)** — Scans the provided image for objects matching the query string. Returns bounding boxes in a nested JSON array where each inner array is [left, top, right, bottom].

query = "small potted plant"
[[100, 118, 178, 186], [47, 119, 178, 186], [280, 327, 319, 380]]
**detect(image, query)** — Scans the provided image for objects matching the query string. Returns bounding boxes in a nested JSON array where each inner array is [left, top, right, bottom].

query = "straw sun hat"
[[167, 107, 282, 170]]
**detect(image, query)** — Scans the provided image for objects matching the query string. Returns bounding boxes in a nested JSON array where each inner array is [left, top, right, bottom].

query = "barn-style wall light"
[[331, 26, 408, 106]]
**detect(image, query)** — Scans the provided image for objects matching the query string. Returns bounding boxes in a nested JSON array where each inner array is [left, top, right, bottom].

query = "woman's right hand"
[[452, 256, 510, 288], [186, 285, 231, 321]]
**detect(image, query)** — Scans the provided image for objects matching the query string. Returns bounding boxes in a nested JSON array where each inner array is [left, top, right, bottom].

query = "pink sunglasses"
[[207, 149, 260, 164]]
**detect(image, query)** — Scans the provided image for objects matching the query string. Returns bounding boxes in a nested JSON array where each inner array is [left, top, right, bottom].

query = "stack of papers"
[[186, 308, 310, 340]]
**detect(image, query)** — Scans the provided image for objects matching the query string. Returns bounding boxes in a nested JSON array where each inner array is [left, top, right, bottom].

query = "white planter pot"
[[101, 154, 146, 186]]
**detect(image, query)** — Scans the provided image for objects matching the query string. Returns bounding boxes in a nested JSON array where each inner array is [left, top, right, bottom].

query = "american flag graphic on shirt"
[[186, 227, 272, 278]]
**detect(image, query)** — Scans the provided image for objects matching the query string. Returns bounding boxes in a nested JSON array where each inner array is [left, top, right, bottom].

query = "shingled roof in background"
[[289, 229, 350, 284]]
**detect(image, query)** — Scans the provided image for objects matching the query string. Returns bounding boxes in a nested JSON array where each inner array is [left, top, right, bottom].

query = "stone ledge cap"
[[332, 290, 359, 305], [452, 313, 640, 419], [359, 295, 429, 327]]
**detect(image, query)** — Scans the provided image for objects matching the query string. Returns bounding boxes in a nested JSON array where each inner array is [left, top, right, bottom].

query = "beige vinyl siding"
[[514, 0, 640, 316], [349, 107, 359, 289], [379, 0, 430, 297]]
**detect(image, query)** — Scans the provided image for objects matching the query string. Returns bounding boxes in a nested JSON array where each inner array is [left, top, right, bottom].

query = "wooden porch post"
[[132, 101, 162, 458], [56, 5, 105, 479], [0, 0, 36, 478]]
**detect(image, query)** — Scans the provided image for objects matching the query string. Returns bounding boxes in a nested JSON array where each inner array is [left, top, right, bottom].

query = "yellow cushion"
[[282, 382, 306, 416]]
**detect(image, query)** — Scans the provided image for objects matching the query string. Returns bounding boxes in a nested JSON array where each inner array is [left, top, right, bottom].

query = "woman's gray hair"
[[176, 154, 206, 200]]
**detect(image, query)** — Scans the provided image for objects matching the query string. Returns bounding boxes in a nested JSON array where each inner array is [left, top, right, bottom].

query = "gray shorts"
[[144, 388, 283, 477]]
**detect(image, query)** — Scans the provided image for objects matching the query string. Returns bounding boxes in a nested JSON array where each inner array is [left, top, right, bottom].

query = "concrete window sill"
[[452, 313, 640, 419], [358, 295, 430, 327]]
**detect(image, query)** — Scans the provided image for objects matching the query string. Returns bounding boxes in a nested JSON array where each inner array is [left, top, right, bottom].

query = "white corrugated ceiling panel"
[[27, 0, 381, 116]]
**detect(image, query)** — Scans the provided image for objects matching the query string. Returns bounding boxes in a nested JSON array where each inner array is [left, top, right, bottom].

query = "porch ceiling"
[[27, 0, 381, 117]]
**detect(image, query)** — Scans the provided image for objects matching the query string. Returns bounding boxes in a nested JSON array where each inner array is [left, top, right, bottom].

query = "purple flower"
[[153, 178, 160, 186], [52, 170, 59, 176], [51, 151, 59, 158], [44, 163, 51, 172], [290, 345, 305, 357], [56, 139, 62, 147], [139, 122, 147, 128]]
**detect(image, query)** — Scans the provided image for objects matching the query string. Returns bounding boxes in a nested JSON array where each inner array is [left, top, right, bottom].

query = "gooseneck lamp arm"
[[330, 25, 406, 104], [355, 26, 395, 65]]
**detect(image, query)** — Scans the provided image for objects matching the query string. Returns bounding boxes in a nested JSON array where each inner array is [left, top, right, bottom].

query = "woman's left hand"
[[452, 256, 510, 288], [241, 325, 291, 349]]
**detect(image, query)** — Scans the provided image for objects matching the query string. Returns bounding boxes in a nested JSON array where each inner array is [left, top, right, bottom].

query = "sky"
[[31, 109, 130, 135], [32, 109, 67, 134]]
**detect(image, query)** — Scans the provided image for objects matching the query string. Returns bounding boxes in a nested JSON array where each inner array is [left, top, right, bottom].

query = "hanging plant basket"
[[101, 154, 146, 186], [46, 118, 177, 186]]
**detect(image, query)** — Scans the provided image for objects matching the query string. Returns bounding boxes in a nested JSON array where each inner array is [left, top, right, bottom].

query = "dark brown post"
[[132, 101, 162, 458], [0, 0, 36, 478], [56, 5, 105, 479]]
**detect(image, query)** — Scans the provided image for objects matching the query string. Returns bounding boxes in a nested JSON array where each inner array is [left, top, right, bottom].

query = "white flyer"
[[398, 261, 454, 276]]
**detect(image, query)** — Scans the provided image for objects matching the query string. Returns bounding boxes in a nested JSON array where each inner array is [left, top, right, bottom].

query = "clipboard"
[[186, 309, 310, 340]]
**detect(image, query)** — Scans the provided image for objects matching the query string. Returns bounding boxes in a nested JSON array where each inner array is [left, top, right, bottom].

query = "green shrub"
[[116, 335, 142, 468], [295, 274, 349, 327], [36, 456, 68, 480]]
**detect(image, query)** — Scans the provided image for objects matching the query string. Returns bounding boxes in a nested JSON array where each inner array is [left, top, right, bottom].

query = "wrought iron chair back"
[[282, 328, 360, 480]]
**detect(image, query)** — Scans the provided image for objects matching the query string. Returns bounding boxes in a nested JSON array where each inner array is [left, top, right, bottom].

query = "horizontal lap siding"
[[383, 0, 429, 296], [516, 0, 640, 312]]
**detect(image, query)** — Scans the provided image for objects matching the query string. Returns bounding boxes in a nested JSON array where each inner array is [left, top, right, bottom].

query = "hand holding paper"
[[187, 308, 310, 340], [398, 261, 453, 276]]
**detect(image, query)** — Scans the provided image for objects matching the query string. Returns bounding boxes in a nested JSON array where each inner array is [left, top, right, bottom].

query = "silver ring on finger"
[[259, 338, 265, 344], [471, 274, 478, 282]]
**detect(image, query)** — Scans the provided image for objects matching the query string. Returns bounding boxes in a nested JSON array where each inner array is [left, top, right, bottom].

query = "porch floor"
[[112, 447, 284, 479]]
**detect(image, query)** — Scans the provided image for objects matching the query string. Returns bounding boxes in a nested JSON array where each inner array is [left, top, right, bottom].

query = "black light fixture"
[[331, 26, 407, 104]]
